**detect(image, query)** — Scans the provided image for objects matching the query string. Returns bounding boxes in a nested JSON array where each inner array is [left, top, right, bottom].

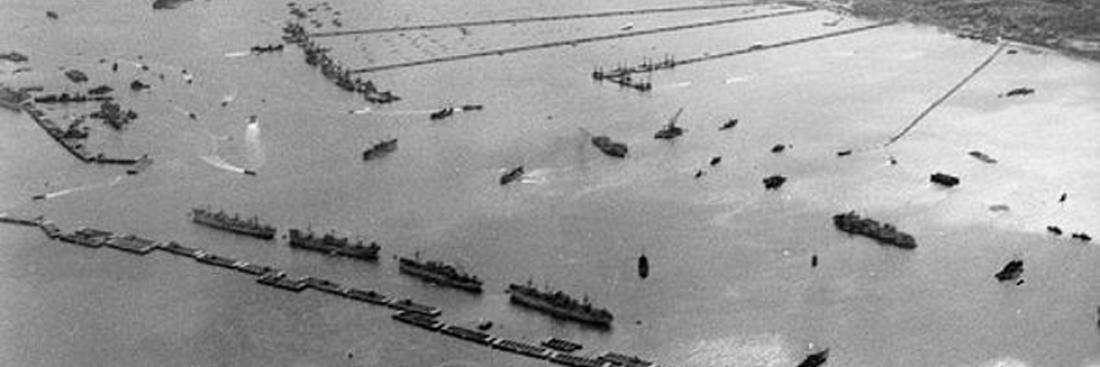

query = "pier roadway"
[[309, 2, 768, 38], [885, 42, 1007, 145], [349, 8, 816, 74]]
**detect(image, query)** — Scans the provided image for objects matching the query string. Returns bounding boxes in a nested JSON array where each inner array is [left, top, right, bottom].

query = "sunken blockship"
[[833, 211, 917, 249], [399, 256, 483, 293], [282, 22, 400, 104], [288, 228, 381, 261], [190, 208, 277, 240], [507, 282, 613, 327]]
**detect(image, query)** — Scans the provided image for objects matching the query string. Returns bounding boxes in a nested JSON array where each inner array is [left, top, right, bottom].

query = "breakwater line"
[[10, 218, 664, 367], [309, 2, 772, 38], [593, 20, 898, 80], [349, 8, 816, 74], [885, 42, 1008, 146]]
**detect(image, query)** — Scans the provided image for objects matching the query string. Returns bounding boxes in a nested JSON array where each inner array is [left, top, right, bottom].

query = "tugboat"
[[190, 208, 277, 240], [762, 175, 787, 190], [1046, 225, 1063, 235], [429, 107, 455, 120], [288, 228, 381, 261], [637, 252, 649, 279], [832, 211, 917, 249], [363, 138, 397, 161], [398, 254, 483, 293], [797, 348, 830, 367], [507, 281, 613, 327], [994, 259, 1024, 281], [592, 135, 628, 158], [654, 107, 685, 140], [500, 166, 525, 185]]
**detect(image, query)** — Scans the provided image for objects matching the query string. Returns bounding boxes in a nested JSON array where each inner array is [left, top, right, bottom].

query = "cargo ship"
[[363, 138, 397, 161], [288, 228, 380, 261], [190, 208, 276, 240], [398, 255, 483, 293], [832, 211, 917, 249], [654, 107, 685, 140], [507, 282, 613, 327]]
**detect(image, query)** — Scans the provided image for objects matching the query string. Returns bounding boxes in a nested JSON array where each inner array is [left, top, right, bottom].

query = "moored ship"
[[190, 208, 276, 240], [507, 282, 613, 327], [398, 255, 483, 293], [288, 228, 381, 261], [363, 138, 397, 161], [832, 211, 917, 249]]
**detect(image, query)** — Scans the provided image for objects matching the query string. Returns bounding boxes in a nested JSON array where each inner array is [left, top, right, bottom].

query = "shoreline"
[[792, 0, 1100, 63]]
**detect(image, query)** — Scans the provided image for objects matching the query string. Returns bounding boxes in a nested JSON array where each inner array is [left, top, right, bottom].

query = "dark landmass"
[[814, 0, 1100, 62], [152, 0, 193, 9]]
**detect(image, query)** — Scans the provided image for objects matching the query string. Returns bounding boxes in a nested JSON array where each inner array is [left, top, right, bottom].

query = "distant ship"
[[243, 169, 257, 176], [654, 107, 685, 140], [930, 172, 960, 187], [363, 138, 397, 161], [500, 166, 525, 185], [833, 211, 917, 249], [797, 348, 829, 367], [507, 282, 613, 327], [398, 255, 483, 293], [126, 154, 153, 175], [288, 228, 380, 260], [994, 259, 1024, 281], [429, 107, 455, 120], [637, 253, 649, 279], [719, 118, 738, 130], [591, 136, 628, 158], [190, 208, 276, 240]]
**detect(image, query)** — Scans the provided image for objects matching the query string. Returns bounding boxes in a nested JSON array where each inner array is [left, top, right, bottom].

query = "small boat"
[[930, 172, 960, 187], [500, 166, 524, 185], [709, 156, 721, 166], [771, 144, 786, 153], [1046, 225, 1063, 235], [654, 107, 685, 140], [619, 22, 634, 31], [994, 259, 1024, 281], [762, 175, 786, 190], [32, 194, 47, 201], [459, 104, 483, 111], [637, 253, 649, 279], [363, 138, 398, 161], [243, 169, 257, 176], [837, 150, 852, 157], [429, 107, 455, 120], [967, 150, 997, 164], [719, 118, 738, 130], [592, 136, 628, 158], [797, 348, 829, 367], [1072, 232, 1092, 242], [477, 320, 493, 331]]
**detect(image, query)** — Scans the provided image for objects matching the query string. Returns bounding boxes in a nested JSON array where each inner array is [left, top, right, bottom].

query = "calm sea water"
[[2, 0, 1100, 366]]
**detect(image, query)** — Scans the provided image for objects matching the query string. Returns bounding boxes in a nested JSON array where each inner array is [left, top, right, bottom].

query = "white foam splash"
[[223, 51, 250, 58], [245, 119, 266, 168], [41, 176, 123, 200], [200, 155, 246, 174]]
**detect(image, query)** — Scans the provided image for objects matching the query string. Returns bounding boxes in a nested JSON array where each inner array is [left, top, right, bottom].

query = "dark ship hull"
[[190, 208, 276, 240], [363, 139, 397, 161], [398, 257, 483, 293], [591, 136, 627, 158], [500, 166, 525, 185], [507, 283, 613, 327], [638, 254, 649, 279], [288, 229, 380, 261], [833, 211, 917, 249]]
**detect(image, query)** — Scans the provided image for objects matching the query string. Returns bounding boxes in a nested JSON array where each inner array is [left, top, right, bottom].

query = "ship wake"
[[39, 176, 124, 200], [245, 118, 266, 168], [200, 155, 248, 175]]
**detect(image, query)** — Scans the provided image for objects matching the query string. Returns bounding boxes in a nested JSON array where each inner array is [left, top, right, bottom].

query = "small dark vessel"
[[1003, 87, 1035, 97], [1046, 225, 1063, 235], [429, 107, 455, 120], [654, 107, 685, 140], [968, 150, 998, 164], [32, 193, 47, 201], [709, 156, 721, 166], [797, 348, 829, 367], [130, 80, 151, 91], [500, 166, 524, 185], [693, 170, 704, 179], [719, 118, 738, 130], [363, 138, 397, 161], [1072, 232, 1092, 242], [541, 337, 583, 353], [994, 259, 1024, 281], [46, 11, 59, 19], [762, 175, 787, 190], [833, 211, 917, 249], [837, 150, 852, 157], [243, 169, 257, 176], [637, 253, 649, 279], [87, 85, 114, 95], [592, 136, 628, 158], [190, 208, 277, 240], [477, 320, 493, 331], [771, 144, 786, 153], [460, 104, 483, 111], [930, 172, 960, 187]]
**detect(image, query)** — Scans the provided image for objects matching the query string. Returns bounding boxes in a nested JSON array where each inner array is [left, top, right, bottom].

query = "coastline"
[[794, 0, 1100, 63]]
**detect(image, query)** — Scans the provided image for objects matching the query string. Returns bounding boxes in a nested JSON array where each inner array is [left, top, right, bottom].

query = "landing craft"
[[619, 22, 634, 31], [31, 194, 46, 201], [637, 253, 649, 279], [243, 170, 257, 176]]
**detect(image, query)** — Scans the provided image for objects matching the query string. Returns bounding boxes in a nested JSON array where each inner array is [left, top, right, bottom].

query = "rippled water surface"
[[2, 0, 1099, 366]]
